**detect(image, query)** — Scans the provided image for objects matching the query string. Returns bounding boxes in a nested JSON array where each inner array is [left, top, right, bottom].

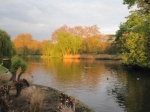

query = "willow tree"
[[0, 29, 15, 58], [52, 32, 82, 56]]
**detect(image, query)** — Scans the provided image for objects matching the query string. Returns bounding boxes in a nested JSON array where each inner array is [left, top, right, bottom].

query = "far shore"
[[40, 54, 121, 60]]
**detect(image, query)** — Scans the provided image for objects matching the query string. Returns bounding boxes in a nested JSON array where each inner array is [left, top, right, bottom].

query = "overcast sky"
[[0, 0, 130, 41]]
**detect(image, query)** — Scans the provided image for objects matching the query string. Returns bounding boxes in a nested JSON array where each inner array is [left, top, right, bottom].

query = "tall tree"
[[51, 25, 102, 55], [13, 34, 41, 55], [52, 32, 82, 56], [41, 40, 53, 56], [121, 32, 148, 67], [123, 0, 150, 8], [115, 0, 150, 68], [0, 29, 15, 58], [81, 35, 102, 54], [51, 25, 101, 42]]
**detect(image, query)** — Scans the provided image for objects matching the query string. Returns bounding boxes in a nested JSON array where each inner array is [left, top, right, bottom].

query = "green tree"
[[10, 56, 27, 81], [41, 40, 53, 56], [123, 0, 150, 8], [121, 32, 148, 67], [115, 1, 150, 68], [0, 29, 15, 58], [53, 32, 82, 56]]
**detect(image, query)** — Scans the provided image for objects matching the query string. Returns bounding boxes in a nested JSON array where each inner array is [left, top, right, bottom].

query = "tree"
[[51, 25, 101, 42], [51, 25, 102, 55], [121, 32, 148, 67], [81, 36, 102, 54], [13, 34, 41, 55], [10, 56, 27, 81], [55, 32, 82, 55], [0, 29, 15, 58], [41, 40, 53, 56], [115, 1, 150, 68], [123, 0, 150, 8]]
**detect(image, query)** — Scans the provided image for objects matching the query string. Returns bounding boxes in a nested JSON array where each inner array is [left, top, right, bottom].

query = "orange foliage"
[[81, 35, 102, 54], [13, 34, 41, 54], [52, 25, 101, 42], [101, 42, 111, 51]]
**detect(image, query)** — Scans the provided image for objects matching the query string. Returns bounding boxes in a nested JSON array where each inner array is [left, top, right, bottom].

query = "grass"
[[0, 65, 7, 73]]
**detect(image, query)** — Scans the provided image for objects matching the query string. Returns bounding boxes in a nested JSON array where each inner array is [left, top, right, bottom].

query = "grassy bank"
[[0, 65, 8, 73]]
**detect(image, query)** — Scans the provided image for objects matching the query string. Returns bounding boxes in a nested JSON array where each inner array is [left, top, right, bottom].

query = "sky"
[[0, 0, 130, 41]]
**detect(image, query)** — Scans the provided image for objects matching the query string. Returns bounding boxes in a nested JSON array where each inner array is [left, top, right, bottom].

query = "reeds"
[[22, 86, 45, 112]]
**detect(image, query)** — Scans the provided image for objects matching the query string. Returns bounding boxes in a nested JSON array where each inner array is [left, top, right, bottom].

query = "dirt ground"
[[9, 85, 94, 112]]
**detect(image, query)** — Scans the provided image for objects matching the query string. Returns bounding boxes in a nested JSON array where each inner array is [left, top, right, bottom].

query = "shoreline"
[[40, 54, 121, 60], [34, 84, 94, 112], [11, 84, 95, 112], [0, 66, 94, 112]]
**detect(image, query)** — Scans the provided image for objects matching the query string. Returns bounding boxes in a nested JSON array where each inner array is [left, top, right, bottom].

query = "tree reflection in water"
[[106, 63, 150, 112], [25, 57, 150, 112]]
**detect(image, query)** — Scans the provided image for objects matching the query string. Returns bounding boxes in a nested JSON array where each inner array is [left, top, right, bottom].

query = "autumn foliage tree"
[[13, 34, 41, 56], [52, 25, 101, 41], [13, 25, 113, 57], [41, 40, 53, 56], [51, 25, 103, 55], [81, 35, 102, 54]]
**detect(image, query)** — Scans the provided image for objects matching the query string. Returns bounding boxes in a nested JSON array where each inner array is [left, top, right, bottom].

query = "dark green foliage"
[[10, 56, 27, 81], [0, 30, 15, 58], [0, 66, 7, 73], [121, 32, 148, 67], [115, 1, 150, 68], [123, 0, 150, 8]]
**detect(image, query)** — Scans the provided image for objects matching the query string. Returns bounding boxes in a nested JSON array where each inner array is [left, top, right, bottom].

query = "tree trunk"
[[17, 73, 23, 81], [10, 74, 16, 82]]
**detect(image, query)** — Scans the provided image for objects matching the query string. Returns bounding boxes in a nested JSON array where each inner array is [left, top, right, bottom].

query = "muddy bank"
[[10, 84, 94, 112], [0, 66, 94, 112]]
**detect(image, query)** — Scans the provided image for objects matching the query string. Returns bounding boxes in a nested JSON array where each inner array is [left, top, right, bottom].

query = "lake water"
[[25, 57, 150, 112]]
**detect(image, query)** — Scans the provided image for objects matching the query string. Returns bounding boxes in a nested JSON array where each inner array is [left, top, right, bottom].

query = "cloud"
[[0, 0, 130, 40]]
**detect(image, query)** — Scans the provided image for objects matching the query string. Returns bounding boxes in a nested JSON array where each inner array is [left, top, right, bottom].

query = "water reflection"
[[25, 57, 150, 112], [106, 63, 150, 112]]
